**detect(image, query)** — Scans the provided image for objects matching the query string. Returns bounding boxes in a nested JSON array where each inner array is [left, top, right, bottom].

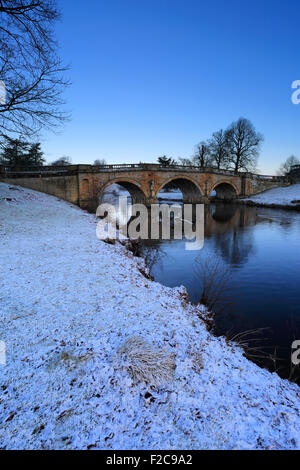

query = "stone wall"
[[0, 174, 79, 205]]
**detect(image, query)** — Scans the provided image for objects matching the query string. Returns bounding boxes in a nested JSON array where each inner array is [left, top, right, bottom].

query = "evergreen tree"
[[0, 137, 45, 168], [157, 155, 176, 167], [27, 143, 45, 166]]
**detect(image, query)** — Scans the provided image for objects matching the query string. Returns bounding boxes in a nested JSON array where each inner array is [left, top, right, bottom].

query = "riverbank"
[[241, 184, 300, 210], [1, 182, 300, 450]]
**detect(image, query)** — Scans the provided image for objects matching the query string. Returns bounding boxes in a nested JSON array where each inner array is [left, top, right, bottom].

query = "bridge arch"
[[99, 177, 147, 204], [209, 180, 239, 201], [156, 176, 203, 203]]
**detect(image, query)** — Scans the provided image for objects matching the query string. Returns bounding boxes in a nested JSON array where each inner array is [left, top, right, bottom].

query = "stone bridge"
[[0, 163, 289, 212]]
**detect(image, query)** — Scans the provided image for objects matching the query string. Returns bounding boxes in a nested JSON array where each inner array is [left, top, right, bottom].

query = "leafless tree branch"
[[0, 0, 70, 139]]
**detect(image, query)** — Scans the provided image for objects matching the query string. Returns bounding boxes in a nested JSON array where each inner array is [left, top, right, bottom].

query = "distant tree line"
[[158, 117, 264, 174], [2, 117, 297, 176], [0, 135, 109, 168]]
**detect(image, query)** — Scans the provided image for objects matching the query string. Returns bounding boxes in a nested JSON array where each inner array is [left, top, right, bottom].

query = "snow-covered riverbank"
[[1, 182, 300, 450], [243, 184, 300, 209]]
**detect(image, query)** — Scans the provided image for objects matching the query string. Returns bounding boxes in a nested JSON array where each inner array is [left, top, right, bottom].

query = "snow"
[[101, 183, 130, 204], [244, 184, 300, 207], [1, 182, 300, 450]]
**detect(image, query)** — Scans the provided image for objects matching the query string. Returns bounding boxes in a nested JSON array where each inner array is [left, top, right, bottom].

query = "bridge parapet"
[[249, 173, 287, 183], [0, 163, 288, 181], [0, 163, 289, 212]]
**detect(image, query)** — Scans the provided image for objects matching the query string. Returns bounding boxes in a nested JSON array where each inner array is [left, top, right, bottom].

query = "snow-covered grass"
[[1, 182, 300, 450], [244, 184, 300, 207]]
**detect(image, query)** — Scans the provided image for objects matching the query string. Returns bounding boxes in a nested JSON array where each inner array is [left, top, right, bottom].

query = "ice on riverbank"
[[244, 184, 300, 207], [1, 182, 300, 450]]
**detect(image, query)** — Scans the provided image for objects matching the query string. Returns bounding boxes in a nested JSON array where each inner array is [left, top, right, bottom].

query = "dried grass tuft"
[[118, 336, 176, 386]]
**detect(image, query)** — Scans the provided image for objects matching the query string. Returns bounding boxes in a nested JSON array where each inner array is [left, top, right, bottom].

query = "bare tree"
[[94, 158, 107, 166], [0, 0, 70, 139], [225, 118, 263, 173], [178, 142, 213, 168], [193, 141, 212, 168], [278, 155, 300, 175], [208, 129, 229, 169], [178, 157, 193, 166], [50, 156, 71, 166]]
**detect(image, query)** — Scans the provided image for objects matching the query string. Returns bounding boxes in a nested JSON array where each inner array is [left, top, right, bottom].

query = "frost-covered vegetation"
[[1, 183, 300, 450]]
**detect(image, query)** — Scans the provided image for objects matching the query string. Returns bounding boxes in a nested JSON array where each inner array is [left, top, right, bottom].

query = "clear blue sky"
[[42, 0, 300, 174]]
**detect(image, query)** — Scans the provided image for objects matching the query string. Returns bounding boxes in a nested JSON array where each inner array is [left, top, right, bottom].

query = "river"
[[142, 202, 300, 383]]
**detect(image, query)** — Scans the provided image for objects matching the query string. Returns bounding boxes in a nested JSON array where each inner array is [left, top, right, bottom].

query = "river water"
[[142, 202, 300, 382]]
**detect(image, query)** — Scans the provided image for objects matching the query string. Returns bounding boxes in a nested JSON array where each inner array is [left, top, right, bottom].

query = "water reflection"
[[142, 202, 300, 383], [205, 204, 256, 266]]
